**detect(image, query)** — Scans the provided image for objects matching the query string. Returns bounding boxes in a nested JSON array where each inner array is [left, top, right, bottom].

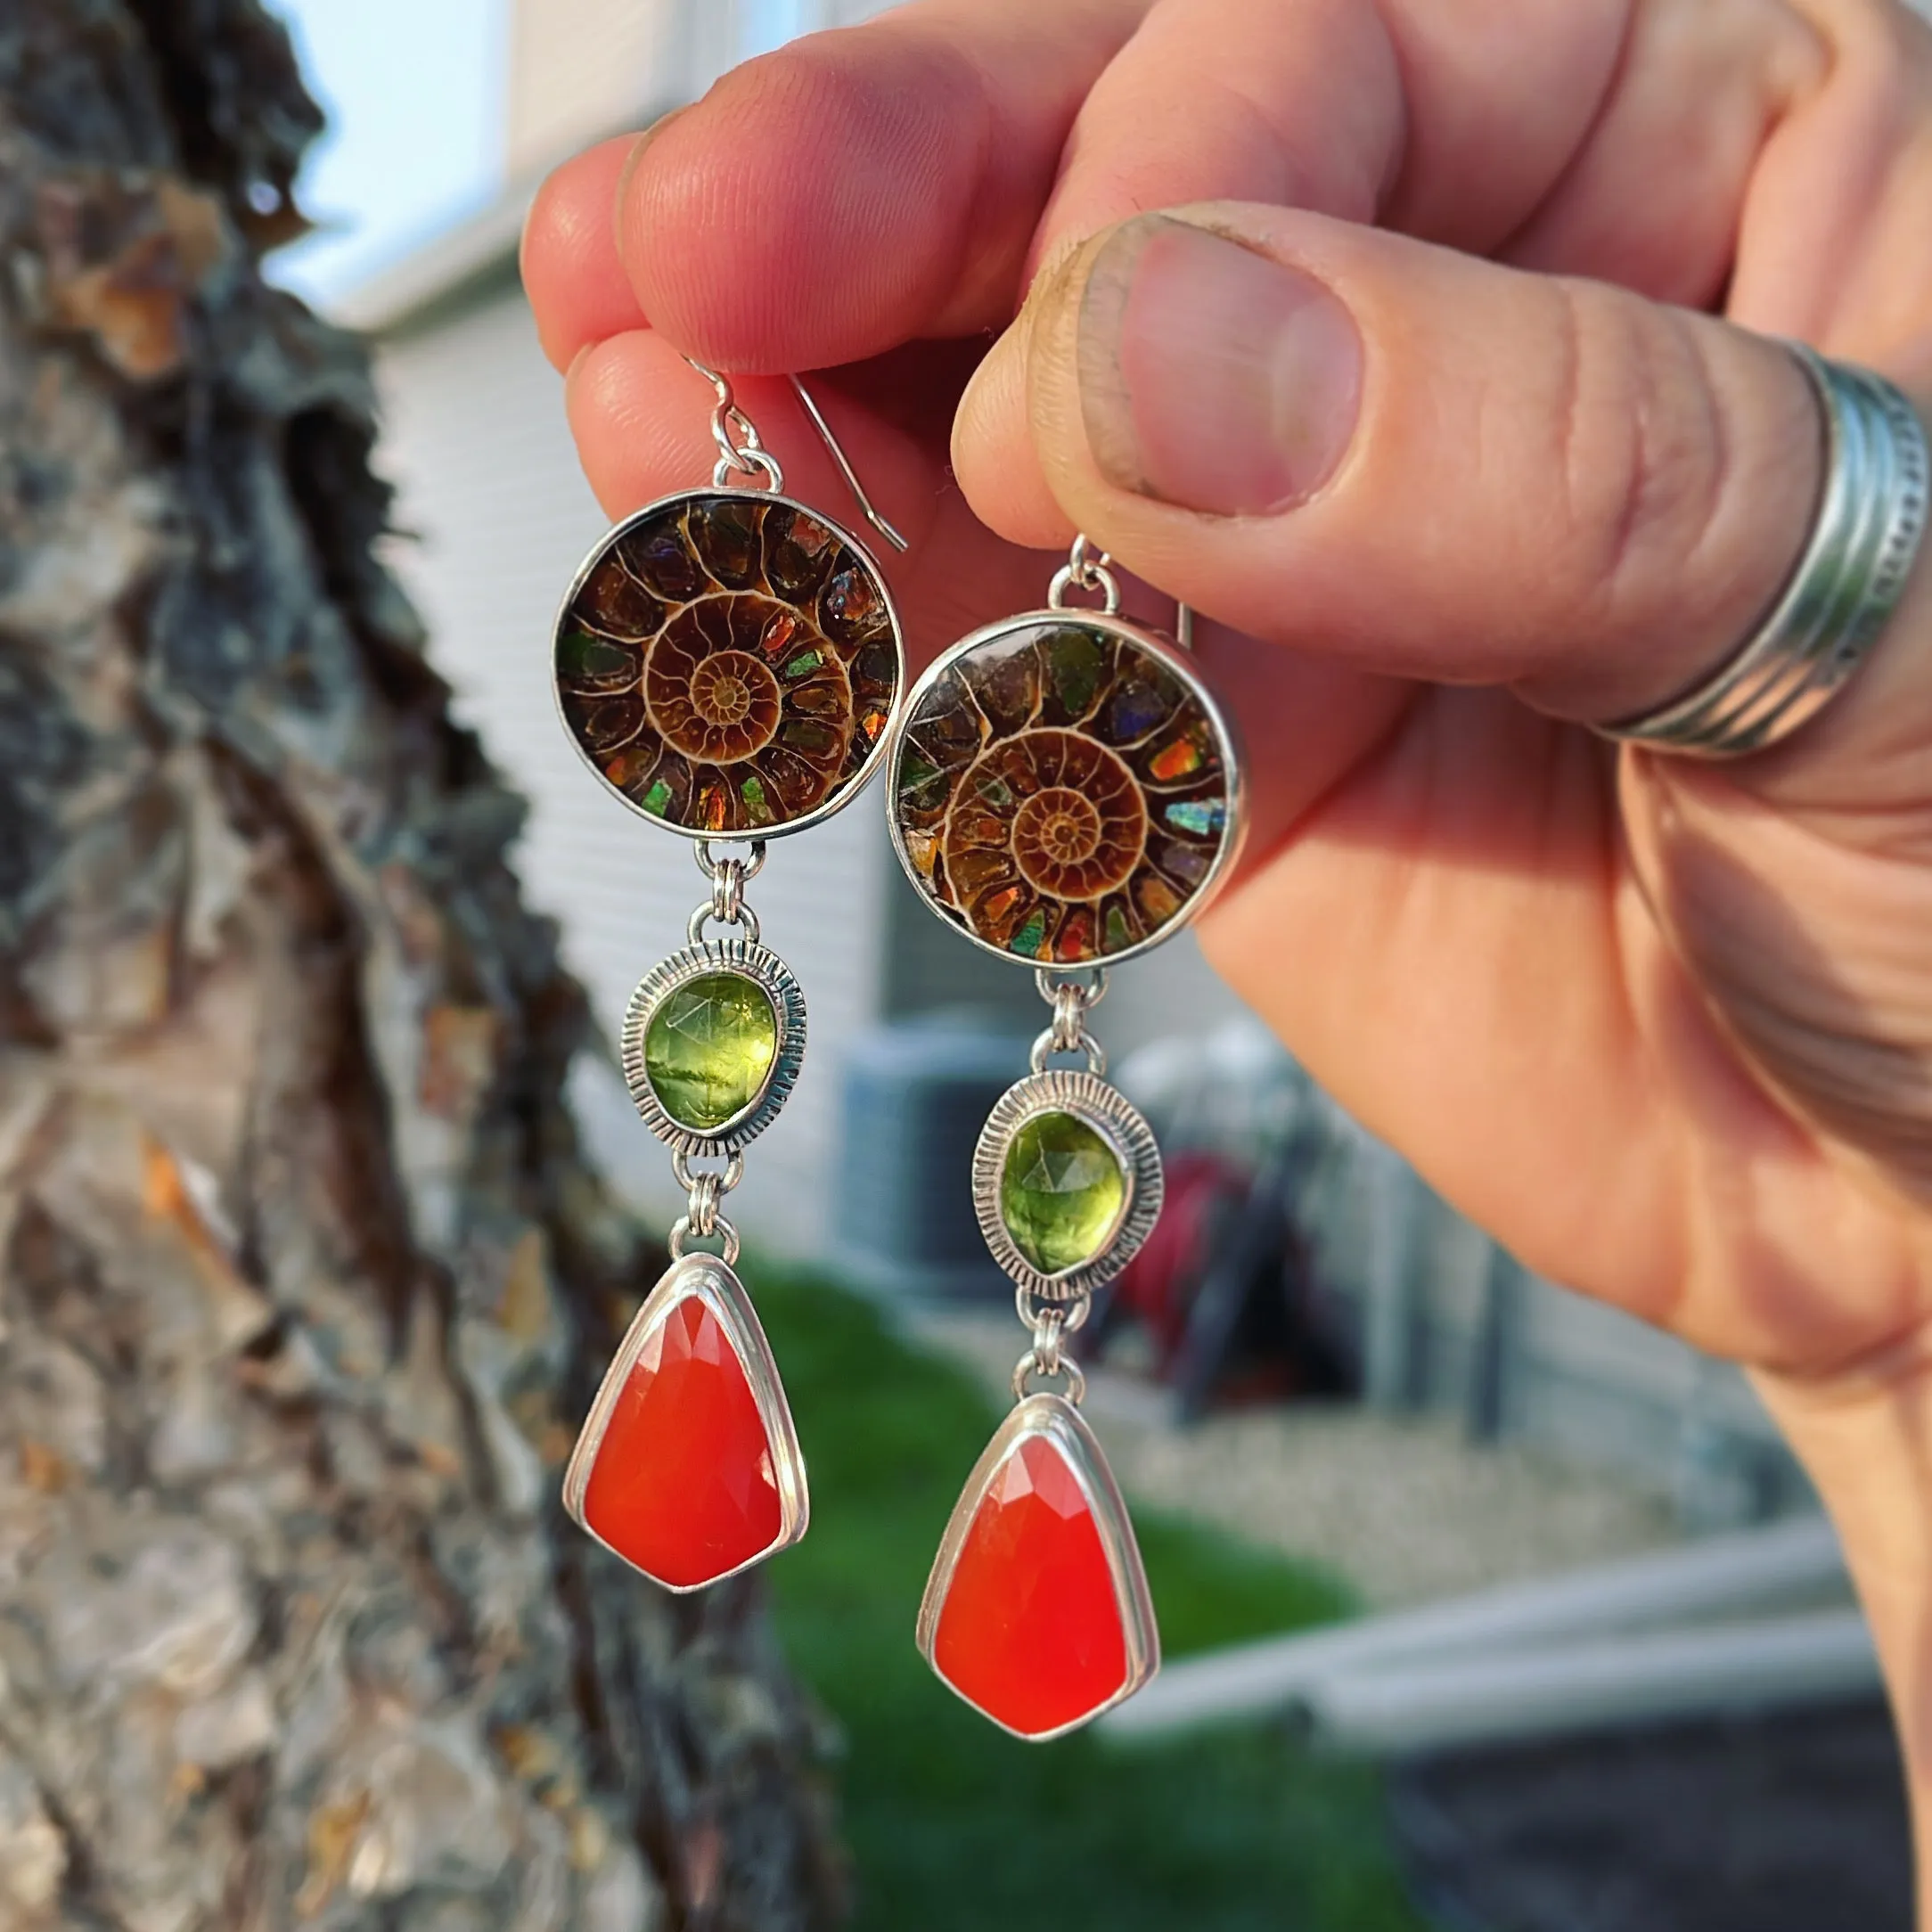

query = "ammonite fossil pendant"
[[888, 610, 1243, 966], [553, 487, 905, 839]]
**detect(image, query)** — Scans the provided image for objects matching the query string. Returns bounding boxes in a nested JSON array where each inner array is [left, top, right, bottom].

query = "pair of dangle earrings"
[[553, 366, 1243, 1741]]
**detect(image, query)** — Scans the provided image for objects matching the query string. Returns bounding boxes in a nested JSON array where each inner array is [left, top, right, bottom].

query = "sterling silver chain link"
[[687, 836, 766, 946], [665, 839, 769, 1264], [1008, 966, 1117, 1400], [1012, 1284, 1091, 1405], [1029, 965, 1109, 1076]]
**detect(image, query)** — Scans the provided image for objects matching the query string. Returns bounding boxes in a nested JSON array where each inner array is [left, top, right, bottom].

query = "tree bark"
[[0, 4, 844, 1928]]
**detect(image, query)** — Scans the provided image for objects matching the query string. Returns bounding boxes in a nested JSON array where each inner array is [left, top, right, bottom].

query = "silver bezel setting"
[[886, 609, 1247, 969], [552, 486, 907, 841], [916, 1392, 1160, 1740], [561, 1252, 808, 1592], [620, 938, 806, 1155], [973, 1070, 1163, 1303]]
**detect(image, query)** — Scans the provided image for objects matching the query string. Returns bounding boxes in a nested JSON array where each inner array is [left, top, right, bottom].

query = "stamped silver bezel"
[[916, 1392, 1159, 1740], [552, 485, 907, 841], [561, 1252, 807, 1592], [885, 608, 1248, 968], [973, 1070, 1163, 1303], [620, 938, 806, 1154]]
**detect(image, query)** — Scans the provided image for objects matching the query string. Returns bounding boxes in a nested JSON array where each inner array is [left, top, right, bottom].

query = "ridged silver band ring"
[[1601, 344, 1929, 758]]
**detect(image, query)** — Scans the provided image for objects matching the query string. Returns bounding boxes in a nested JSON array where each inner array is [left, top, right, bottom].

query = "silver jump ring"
[[1035, 966, 1109, 1010], [1049, 985, 1087, 1055], [686, 1170, 723, 1234], [1031, 1306, 1066, 1376], [694, 839, 767, 883], [1603, 345, 1928, 757], [687, 900, 762, 946], [1011, 1347, 1087, 1406], [713, 446, 785, 492], [667, 1212, 741, 1266], [1029, 1027, 1108, 1077], [1049, 533, 1124, 614], [670, 1147, 745, 1195], [1029, 966, 1109, 1074], [1015, 1284, 1092, 1337], [687, 839, 765, 946], [711, 860, 745, 927]]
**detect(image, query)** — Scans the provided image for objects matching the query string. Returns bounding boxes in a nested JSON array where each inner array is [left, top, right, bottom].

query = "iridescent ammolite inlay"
[[555, 493, 900, 834], [891, 619, 1234, 962]]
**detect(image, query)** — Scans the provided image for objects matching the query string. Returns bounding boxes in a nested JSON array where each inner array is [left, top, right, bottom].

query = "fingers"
[[1019, 0, 1407, 273], [521, 0, 1582, 381], [610, 0, 1155, 371], [957, 205, 1824, 724], [1497, 0, 1824, 307], [522, 135, 652, 372], [546, 0, 1638, 379], [1025, 0, 1621, 281]]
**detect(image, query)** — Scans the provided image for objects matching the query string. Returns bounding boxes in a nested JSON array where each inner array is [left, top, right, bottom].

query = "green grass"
[[756, 1268, 1428, 1932]]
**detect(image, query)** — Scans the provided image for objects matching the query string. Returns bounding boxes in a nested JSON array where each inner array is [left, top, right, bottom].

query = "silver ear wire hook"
[[787, 373, 910, 553], [681, 356, 908, 553]]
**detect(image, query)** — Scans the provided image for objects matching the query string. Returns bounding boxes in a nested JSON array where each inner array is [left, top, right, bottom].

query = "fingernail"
[[1078, 218, 1363, 516]]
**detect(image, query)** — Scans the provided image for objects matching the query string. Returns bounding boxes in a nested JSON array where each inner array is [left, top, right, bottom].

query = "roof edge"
[[324, 184, 533, 338], [321, 105, 681, 339]]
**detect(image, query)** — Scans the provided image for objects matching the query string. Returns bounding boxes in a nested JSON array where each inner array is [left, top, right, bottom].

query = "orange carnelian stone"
[[933, 1436, 1128, 1736], [582, 1296, 782, 1588]]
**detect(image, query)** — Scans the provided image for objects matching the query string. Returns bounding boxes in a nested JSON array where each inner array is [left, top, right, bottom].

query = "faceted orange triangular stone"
[[930, 1429, 1136, 1738], [576, 1281, 796, 1590]]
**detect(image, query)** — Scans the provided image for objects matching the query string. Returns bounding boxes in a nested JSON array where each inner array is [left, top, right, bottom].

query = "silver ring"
[[1602, 345, 1928, 757]]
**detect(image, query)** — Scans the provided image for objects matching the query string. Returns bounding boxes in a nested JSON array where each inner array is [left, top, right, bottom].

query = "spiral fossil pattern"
[[555, 493, 898, 833], [893, 618, 1234, 962]]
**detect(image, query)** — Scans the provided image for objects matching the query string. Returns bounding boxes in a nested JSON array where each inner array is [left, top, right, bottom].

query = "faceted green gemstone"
[[643, 972, 778, 1131], [999, 1111, 1127, 1275]]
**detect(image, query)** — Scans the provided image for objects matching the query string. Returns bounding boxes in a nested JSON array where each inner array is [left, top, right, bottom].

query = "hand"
[[523, 0, 1932, 1863]]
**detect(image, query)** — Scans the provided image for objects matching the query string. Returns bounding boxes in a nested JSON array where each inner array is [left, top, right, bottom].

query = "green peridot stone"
[[1000, 1110, 1127, 1275], [644, 972, 778, 1131]]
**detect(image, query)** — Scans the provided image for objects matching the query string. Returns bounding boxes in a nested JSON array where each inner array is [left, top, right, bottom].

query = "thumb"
[[955, 205, 1834, 728]]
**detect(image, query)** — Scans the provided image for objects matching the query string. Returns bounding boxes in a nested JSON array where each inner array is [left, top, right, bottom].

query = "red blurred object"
[[1109, 1151, 1247, 1359], [1107, 1148, 1350, 1412]]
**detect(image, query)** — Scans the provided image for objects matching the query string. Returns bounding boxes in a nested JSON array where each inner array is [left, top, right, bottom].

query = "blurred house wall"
[[505, 0, 908, 175], [506, 0, 680, 176], [1224, 1088, 1808, 1521]]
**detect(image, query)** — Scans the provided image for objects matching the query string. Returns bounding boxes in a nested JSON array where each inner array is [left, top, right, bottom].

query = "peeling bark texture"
[[0, 5, 845, 1929]]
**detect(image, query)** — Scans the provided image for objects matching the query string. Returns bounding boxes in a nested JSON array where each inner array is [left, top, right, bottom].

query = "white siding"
[[503, 0, 905, 178], [505, 0, 679, 178], [371, 285, 891, 1252]]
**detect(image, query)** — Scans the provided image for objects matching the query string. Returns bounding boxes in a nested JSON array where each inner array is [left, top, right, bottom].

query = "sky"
[[266, 0, 510, 305]]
